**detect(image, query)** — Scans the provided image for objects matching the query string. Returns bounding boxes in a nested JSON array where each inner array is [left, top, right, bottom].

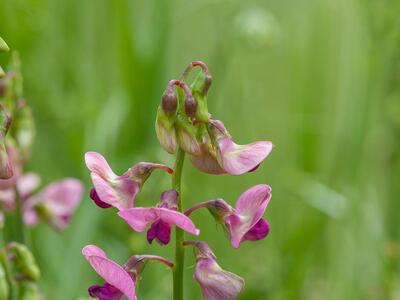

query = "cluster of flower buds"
[[156, 61, 273, 175], [0, 242, 41, 299], [83, 61, 274, 300], [0, 55, 84, 230]]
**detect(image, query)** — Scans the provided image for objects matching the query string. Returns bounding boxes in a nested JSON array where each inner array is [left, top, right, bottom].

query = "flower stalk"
[[172, 147, 185, 300]]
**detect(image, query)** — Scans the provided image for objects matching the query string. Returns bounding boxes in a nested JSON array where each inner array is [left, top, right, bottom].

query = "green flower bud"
[[155, 106, 177, 154], [10, 100, 35, 159], [0, 263, 9, 300], [7, 243, 40, 281], [175, 115, 204, 155], [18, 281, 40, 300], [0, 37, 9, 53]]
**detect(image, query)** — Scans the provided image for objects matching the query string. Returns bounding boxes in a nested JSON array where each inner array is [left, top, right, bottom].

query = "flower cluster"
[[0, 49, 85, 299], [83, 61, 274, 300]]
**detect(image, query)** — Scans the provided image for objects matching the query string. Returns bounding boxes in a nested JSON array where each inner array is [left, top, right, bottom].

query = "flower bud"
[[161, 87, 177, 114], [11, 100, 35, 159], [0, 105, 13, 179], [184, 95, 197, 118], [0, 263, 9, 300], [184, 241, 244, 300], [7, 243, 40, 281], [155, 107, 177, 154], [0, 37, 9, 53], [18, 281, 40, 300], [175, 118, 203, 155]]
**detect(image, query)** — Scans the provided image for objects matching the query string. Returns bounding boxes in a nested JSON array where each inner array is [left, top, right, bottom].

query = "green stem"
[[172, 147, 185, 300], [13, 189, 25, 244]]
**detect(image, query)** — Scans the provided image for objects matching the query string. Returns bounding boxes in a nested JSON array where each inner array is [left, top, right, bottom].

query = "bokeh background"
[[1, 0, 400, 299]]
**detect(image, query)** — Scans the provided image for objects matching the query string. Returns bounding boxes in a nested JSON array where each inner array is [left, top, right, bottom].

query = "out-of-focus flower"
[[0, 104, 13, 179], [186, 184, 271, 248], [24, 178, 84, 230], [184, 241, 244, 300], [118, 189, 200, 245], [190, 119, 273, 175], [82, 244, 173, 300], [85, 151, 173, 210]]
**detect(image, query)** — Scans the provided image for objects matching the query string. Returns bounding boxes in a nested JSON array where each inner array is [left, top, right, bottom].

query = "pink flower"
[[85, 151, 173, 210], [24, 178, 84, 230], [185, 184, 271, 248], [118, 189, 200, 245], [82, 244, 173, 300], [190, 119, 273, 175], [184, 241, 244, 300]]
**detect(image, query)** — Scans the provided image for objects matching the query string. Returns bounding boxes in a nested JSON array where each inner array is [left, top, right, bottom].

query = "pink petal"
[[194, 258, 244, 300], [17, 173, 41, 198], [82, 245, 136, 300], [42, 178, 84, 215], [218, 139, 273, 176], [226, 185, 272, 248], [91, 173, 139, 210], [189, 146, 226, 175], [235, 184, 271, 220], [118, 207, 200, 236], [85, 152, 117, 179]]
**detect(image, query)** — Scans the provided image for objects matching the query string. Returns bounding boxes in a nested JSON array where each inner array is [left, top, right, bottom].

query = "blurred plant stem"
[[172, 147, 185, 300], [13, 189, 25, 244]]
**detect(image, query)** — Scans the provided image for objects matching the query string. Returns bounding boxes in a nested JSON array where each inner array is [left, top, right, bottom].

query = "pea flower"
[[190, 119, 273, 175], [185, 184, 271, 248], [85, 151, 173, 210], [118, 189, 200, 245], [183, 241, 244, 300], [82, 244, 173, 300], [23, 178, 84, 230]]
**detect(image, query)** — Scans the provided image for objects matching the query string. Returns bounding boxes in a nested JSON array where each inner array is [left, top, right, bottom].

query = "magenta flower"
[[85, 151, 173, 210], [118, 189, 200, 245], [82, 244, 173, 300], [190, 119, 273, 175], [24, 178, 84, 230], [184, 241, 244, 300], [185, 184, 271, 248]]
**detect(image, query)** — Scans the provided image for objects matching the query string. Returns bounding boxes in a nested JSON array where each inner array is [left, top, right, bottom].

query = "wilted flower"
[[82, 244, 173, 300], [85, 151, 173, 210], [190, 119, 273, 175], [23, 178, 84, 230], [185, 184, 271, 248], [184, 241, 244, 300], [118, 189, 200, 245]]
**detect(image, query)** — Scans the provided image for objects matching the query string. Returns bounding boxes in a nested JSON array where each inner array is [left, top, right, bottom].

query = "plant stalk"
[[172, 147, 185, 300]]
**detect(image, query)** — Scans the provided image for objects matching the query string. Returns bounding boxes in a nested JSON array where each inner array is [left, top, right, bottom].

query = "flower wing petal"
[[82, 245, 136, 300]]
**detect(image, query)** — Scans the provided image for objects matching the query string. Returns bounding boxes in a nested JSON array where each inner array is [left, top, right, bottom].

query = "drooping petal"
[[127, 162, 173, 183], [85, 152, 117, 179], [118, 207, 200, 236], [88, 283, 123, 300], [193, 258, 244, 300], [217, 138, 273, 176], [82, 245, 136, 300]]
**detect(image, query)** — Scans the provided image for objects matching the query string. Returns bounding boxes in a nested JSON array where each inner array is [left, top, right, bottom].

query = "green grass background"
[[1, 0, 400, 299]]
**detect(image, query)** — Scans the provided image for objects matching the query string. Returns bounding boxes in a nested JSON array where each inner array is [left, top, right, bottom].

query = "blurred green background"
[[1, 0, 400, 299]]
